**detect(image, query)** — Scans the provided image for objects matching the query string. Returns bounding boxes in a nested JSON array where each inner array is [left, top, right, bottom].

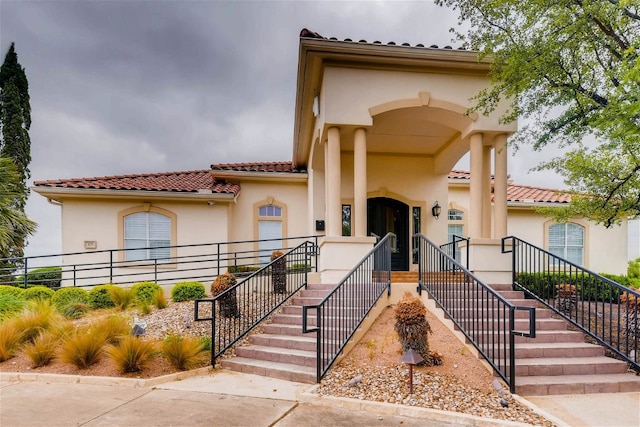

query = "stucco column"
[[353, 128, 367, 237], [326, 127, 342, 237], [469, 133, 484, 239], [482, 145, 492, 238], [493, 134, 508, 238]]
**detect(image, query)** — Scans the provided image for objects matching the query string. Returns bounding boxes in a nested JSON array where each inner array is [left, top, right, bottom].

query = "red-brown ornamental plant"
[[211, 272, 239, 318], [394, 291, 433, 365]]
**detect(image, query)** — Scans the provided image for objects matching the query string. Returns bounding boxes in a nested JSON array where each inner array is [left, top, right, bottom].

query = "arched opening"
[[367, 197, 409, 271]]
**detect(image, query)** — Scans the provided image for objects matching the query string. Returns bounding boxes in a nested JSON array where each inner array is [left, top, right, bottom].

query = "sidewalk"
[[1, 370, 639, 426]]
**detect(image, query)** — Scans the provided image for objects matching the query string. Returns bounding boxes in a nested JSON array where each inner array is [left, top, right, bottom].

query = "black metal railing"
[[193, 241, 315, 366], [416, 234, 535, 393], [0, 235, 319, 288], [439, 234, 469, 270], [502, 236, 640, 372], [302, 233, 393, 382]]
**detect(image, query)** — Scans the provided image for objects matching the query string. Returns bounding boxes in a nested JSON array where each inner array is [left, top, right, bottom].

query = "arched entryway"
[[367, 197, 409, 271]]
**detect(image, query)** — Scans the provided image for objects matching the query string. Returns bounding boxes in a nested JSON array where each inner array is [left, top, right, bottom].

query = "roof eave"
[[31, 186, 237, 202], [210, 170, 308, 183]]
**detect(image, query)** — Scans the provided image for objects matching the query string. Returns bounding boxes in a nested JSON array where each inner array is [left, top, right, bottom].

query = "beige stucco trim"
[[368, 92, 478, 122], [542, 218, 590, 269], [209, 171, 307, 183], [116, 205, 178, 267]]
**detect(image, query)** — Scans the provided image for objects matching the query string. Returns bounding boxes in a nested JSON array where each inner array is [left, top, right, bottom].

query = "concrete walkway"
[[1, 370, 639, 427]]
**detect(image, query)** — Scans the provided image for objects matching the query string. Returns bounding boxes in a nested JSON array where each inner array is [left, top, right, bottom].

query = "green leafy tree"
[[0, 42, 33, 272], [436, 0, 640, 226]]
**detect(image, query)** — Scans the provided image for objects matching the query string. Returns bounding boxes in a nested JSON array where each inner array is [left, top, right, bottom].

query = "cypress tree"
[[0, 42, 34, 272]]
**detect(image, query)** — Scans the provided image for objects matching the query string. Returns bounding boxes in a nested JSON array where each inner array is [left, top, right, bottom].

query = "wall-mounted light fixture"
[[431, 201, 442, 220]]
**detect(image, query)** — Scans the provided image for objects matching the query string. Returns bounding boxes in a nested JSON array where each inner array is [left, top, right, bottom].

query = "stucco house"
[[33, 29, 628, 283]]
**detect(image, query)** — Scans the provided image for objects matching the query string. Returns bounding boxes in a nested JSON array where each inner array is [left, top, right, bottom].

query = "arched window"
[[548, 222, 584, 265], [124, 212, 171, 261], [256, 202, 285, 264]]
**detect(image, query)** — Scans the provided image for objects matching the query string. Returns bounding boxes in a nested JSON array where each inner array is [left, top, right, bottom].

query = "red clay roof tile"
[[33, 170, 240, 195], [210, 161, 304, 173]]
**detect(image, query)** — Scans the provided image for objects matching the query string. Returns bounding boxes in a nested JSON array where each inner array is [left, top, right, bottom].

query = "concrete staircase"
[[219, 283, 334, 384], [486, 283, 640, 395]]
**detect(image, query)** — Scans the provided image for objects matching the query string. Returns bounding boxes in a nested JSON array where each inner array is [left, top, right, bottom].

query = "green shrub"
[[61, 302, 90, 319], [108, 335, 156, 373], [516, 272, 625, 302], [171, 281, 205, 302], [161, 335, 207, 371], [0, 293, 26, 321], [628, 258, 640, 279], [88, 285, 116, 310], [289, 263, 311, 273], [0, 285, 25, 298], [23, 286, 55, 302], [51, 287, 89, 310], [227, 265, 260, 275], [16, 266, 62, 288], [132, 282, 162, 305]]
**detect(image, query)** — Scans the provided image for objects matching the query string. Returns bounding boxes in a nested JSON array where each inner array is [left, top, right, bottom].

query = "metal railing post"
[[109, 250, 113, 283], [22, 258, 28, 288]]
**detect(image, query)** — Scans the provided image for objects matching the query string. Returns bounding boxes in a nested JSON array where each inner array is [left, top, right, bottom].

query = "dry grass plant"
[[92, 314, 131, 345], [108, 335, 157, 373], [152, 289, 168, 309], [109, 286, 135, 311], [161, 334, 207, 370], [60, 327, 108, 369], [14, 301, 65, 343], [23, 330, 59, 367], [0, 319, 24, 361]]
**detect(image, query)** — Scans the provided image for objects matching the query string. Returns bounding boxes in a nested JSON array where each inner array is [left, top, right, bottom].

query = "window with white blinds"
[[548, 222, 584, 265], [124, 212, 171, 261], [256, 203, 284, 264]]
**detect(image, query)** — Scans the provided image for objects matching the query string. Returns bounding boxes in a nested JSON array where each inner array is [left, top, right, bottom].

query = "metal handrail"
[[416, 233, 535, 393], [502, 236, 640, 372], [302, 233, 393, 382], [194, 241, 314, 367], [439, 234, 469, 270], [0, 235, 319, 288]]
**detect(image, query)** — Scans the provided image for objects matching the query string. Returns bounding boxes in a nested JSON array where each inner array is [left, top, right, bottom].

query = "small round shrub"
[[16, 266, 62, 288], [0, 285, 25, 298], [88, 284, 116, 310], [22, 286, 55, 302], [171, 281, 205, 302], [132, 282, 162, 305], [51, 287, 89, 310]]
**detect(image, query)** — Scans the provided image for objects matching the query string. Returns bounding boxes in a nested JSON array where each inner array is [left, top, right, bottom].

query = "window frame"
[[118, 205, 177, 265], [254, 198, 287, 264], [545, 221, 586, 267]]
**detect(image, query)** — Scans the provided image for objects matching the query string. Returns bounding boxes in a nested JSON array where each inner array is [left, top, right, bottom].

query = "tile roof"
[[506, 184, 571, 204], [33, 170, 240, 195], [300, 28, 463, 51], [210, 161, 305, 173], [33, 166, 568, 204], [448, 169, 570, 204]]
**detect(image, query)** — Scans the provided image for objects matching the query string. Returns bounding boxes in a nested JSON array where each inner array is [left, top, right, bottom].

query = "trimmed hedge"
[[132, 282, 162, 305], [51, 287, 89, 309], [88, 284, 116, 309], [22, 286, 55, 302], [171, 281, 206, 302], [516, 272, 627, 302], [15, 266, 62, 289], [0, 285, 25, 298]]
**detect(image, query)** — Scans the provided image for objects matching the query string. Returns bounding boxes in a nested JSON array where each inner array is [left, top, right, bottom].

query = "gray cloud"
[[0, 1, 565, 258]]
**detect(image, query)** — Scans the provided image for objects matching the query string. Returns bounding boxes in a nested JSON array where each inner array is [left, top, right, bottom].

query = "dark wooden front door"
[[367, 197, 409, 271]]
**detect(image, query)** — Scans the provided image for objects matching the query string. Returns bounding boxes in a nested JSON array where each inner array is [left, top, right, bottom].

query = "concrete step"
[[446, 307, 552, 319], [249, 333, 317, 351], [235, 345, 316, 368], [469, 329, 585, 344], [219, 357, 317, 384], [437, 298, 540, 308], [280, 305, 363, 316], [513, 356, 629, 376], [304, 283, 336, 291], [485, 342, 605, 359], [515, 373, 640, 396], [438, 290, 526, 300]]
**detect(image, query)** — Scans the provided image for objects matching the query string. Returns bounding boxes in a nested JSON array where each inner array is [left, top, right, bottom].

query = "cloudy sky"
[[1, 0, 568, 258]]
